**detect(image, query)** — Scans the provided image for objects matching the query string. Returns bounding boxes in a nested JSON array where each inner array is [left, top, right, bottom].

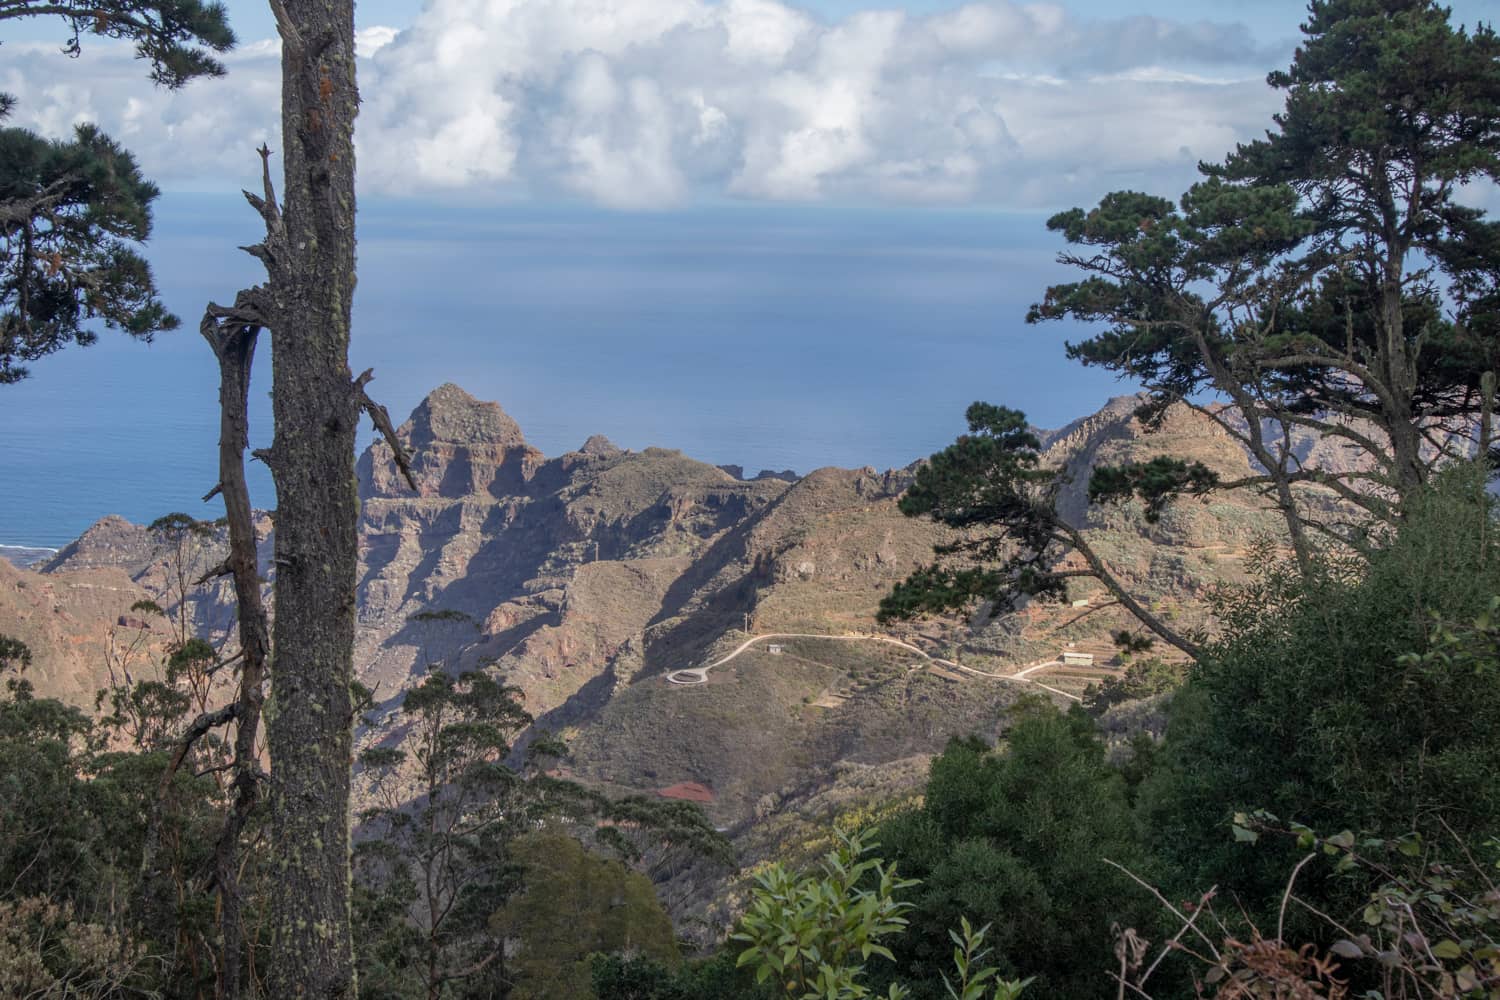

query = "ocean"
[[1, 193, 1129, 549]]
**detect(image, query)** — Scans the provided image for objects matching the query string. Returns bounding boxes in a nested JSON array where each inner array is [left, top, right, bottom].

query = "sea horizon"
[[2, 193, 1133, 550]]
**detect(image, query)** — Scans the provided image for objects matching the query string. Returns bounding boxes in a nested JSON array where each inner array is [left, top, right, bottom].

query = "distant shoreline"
[[0, 543, 59, 570]]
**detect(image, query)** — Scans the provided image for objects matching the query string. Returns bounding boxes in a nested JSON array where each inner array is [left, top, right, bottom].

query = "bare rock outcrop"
[[359, 383, 544, 499]]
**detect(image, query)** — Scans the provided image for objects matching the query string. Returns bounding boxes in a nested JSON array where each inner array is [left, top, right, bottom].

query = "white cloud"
[[356, 26, 400, 58], [3, 1, 1298, 209]]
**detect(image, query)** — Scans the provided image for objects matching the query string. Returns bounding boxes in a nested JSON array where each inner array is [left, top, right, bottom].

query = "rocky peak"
[[43, 515, 155, 575], [1037, 394, 1147, 455], [579, 435, 623, 459], [361, 384, 544, 500], [1041, 396, 1254, 527], [405, 383, 528, 451]]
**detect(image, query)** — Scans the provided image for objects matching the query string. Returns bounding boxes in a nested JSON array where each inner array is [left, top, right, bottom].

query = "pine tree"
[[1030, 0, 1500, 561], [0, 0, 234, 383], [889, 1, 1500, 646]]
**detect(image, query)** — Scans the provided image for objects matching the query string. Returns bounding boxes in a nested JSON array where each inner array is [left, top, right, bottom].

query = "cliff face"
[[0, 555, 158, 703], [1, 386, 1295, 833], [353, 386, 769, 710], [357, 382, 543, 500]]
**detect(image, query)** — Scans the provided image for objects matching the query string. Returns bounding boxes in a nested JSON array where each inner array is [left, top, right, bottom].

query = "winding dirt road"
[[665, 632, 1083, 703]]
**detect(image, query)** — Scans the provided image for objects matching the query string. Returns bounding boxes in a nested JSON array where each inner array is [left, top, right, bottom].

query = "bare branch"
[[1140, 887, 1215, 987], [195, 559, 233, 586], [1057, 523, 1203, 660], [355, 368, 418, 492], [268, 0, 302, 55], [252, 144, 282, 230], [1103, 859, 1222, 962], [1278, 853, 1319, 943]]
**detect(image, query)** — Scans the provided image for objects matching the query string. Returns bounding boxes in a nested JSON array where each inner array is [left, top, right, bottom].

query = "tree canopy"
[[888, 0, 1500, 648], [875, 702, 1150, 1000], [1028, 0, 1500, 563], [877, 402, 1205, 656], [0, 0, 234, 383], [0, 0, 234, 87]]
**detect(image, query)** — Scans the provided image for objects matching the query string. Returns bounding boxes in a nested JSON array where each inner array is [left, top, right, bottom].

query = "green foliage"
[[493, 830, 681, 1000], [2, 0, 236, 87], [0, 896, 162, 999], [408, 608, 477, 628], [0, 117, 178, 384], [595, 793, 736, 873], [1140, 465, 1500, 940], [942, 918, 1033, 1000], [1327, 831, 1500, 998], [146, 512, 211, 538], [1028, 0, 1500, 543], [1086, 457, 1218, 524], [877, 404, 1069, 623], [1082, 658, 1186, 717], [0, 642, 239, 998], [1, 0, 235, 384], [355, 664, 731, 998], [354, 669, 537, 999], [1144, 816, 1500, 998], [879, 401, 1199, 655], [590, 951, 770, 1000], [877, 700, 1149, 1000], [732, 827, 918, 999], [0, 632, 31, 675]]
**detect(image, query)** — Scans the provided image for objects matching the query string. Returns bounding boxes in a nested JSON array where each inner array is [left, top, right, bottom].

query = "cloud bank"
[[5, 0, 1288, 209]]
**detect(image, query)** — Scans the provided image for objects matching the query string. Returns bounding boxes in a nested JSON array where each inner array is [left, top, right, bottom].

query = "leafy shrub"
[[876, 699, 1149, 999], [1139, 467, 1500, 937]]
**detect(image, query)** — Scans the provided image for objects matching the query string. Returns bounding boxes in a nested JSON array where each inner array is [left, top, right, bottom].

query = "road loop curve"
[[663, 632, 1081, 702]]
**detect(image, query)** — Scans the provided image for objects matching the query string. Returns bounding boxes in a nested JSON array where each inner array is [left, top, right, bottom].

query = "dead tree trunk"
[[199, 282, 272, 1000], [135, 285, 271, 994]]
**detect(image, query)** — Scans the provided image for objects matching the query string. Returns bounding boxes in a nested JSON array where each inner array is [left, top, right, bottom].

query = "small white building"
[[767, 644, 784, 655], [1061, 651, 1095, 667]]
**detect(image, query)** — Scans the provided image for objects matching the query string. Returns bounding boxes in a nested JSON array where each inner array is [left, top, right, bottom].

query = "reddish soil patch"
[[657, 781, 714, 803]]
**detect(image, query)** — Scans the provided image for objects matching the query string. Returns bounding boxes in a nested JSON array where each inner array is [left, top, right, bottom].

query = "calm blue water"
[[1, 193, 1130, 549]]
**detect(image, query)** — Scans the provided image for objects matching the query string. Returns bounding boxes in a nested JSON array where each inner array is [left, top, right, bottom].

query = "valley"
[[1, 382, 1292, 929]]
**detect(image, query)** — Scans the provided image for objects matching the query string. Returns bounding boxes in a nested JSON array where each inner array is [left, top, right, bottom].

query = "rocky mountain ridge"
[[4, 385, 1293, 833]]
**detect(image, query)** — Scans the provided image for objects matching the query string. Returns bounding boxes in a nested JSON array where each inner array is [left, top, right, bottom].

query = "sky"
[[19, 0, 1492, 208], [1, 0, 1498, 545], [5, 0, 1495, 207]]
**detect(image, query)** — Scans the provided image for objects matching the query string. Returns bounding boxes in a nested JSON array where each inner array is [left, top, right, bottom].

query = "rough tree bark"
[[193, 1, 415, 991], [195, 0, 362, 992], [199, 277, 273, 1000], [258, 0, 362, 994]]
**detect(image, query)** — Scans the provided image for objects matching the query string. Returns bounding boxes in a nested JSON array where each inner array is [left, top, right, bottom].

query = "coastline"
[[0, 543, 59, 570]]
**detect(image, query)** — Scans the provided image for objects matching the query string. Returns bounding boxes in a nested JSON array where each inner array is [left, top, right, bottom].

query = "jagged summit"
[[578, 434, 623, 459], [44, 515, 153, 574], [403, 383, 528, 451], [1036, 393, 1147, 451], [360, 384, 543, 499]]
